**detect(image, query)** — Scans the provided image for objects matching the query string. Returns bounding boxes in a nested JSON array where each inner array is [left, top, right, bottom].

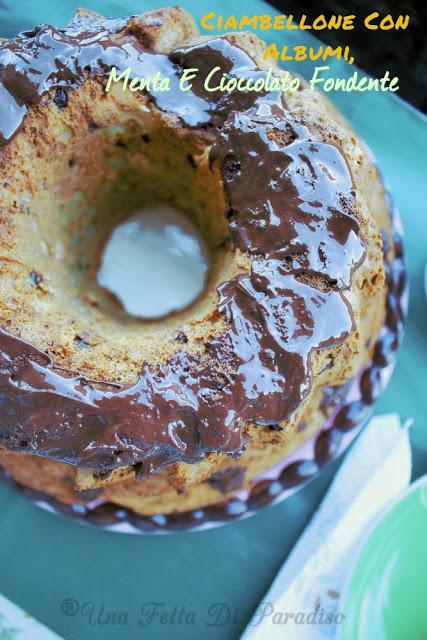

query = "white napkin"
[[0, 593, 63, 639], [243, 413, 412, 639]]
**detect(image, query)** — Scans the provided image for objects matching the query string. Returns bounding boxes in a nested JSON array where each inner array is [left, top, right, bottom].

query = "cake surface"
[[0, 7, 389, 514]]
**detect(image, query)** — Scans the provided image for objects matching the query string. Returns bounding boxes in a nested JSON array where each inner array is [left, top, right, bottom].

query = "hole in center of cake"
[[97, 205, 210, 319]]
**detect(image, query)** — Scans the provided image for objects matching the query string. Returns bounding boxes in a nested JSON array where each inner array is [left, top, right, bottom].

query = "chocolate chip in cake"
[[88, 121, 98, 131], [74, 332, 98, 349], [207, 466, 246, 494], [271, 125, 297, 148], [74, 487, 102, 501], [134, 462, 144, 480], [54, 88, 68, 109], [29, 271, 43, 286], [268, 424, 283, 432], [187, 154, 197, 169], [93, 469, 111, 481], [222, 154, 241, 181]]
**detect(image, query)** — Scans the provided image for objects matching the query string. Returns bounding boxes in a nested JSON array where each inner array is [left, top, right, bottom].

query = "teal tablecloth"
[[0, 2, 426, 639]]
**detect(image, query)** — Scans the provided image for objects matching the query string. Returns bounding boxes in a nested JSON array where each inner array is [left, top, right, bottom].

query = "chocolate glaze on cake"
[[0, 14, 365, 477]]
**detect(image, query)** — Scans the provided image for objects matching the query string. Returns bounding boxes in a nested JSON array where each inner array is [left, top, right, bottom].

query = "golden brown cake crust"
[[0, 7, 388, 514]]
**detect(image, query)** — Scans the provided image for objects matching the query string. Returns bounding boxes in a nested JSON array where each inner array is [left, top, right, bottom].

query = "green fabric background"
[[0, 2, 426, 639]]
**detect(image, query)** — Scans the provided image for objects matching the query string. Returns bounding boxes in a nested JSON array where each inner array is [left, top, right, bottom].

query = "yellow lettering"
[[395, 15, 410, 30], [365, 12, 379, 29], [286, 15, 298, 30], [322, 45, 343, 61], [240, 16, 258, 30], [280, 46, 293, 62], [380, 15, 395, 30], [294, 46, 307, 62], [263, 43, 279, 62], [259, 15, 272, 30], [299, 15, 312, 30], [308, 47, 323, 62], [326, 15, 341, 29], [273, 15, 285, 30], [342, 15, 355, 30], [224, 15, 238, 30], [200, 12, 215, 30], [312, 15, 328, 30]]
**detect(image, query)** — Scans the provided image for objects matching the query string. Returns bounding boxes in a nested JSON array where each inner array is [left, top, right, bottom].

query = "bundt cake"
[[0, 7, 393, 518]]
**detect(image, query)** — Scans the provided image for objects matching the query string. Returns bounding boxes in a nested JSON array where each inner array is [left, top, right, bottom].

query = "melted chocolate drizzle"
[[0, 199, 406, 532], [0, 14, 366, 476]]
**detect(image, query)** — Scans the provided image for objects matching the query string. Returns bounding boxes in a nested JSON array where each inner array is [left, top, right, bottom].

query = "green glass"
[[341, 476, 427, 640]]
